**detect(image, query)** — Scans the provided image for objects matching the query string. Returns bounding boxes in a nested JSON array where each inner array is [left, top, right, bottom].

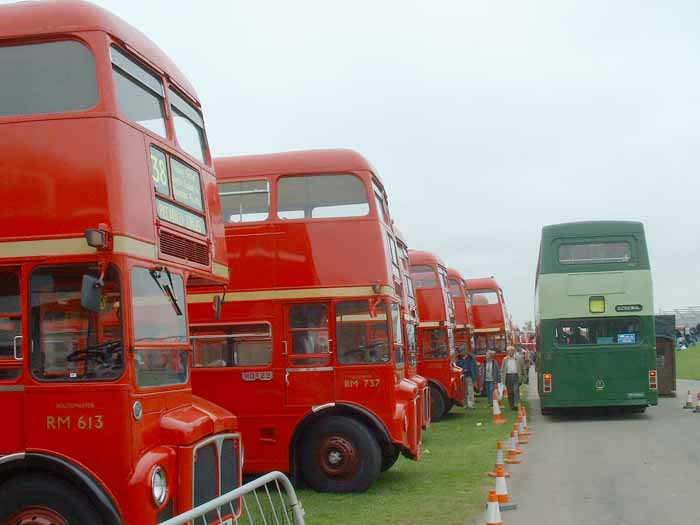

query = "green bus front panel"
[[538, 318, 658, 408]]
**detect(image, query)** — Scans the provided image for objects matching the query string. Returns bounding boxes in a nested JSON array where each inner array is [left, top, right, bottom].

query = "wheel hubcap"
[[318, 435, 360, 479], [9, 507, 69, 525]]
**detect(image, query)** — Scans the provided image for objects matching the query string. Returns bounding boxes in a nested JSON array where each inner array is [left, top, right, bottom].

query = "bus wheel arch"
[[428, 380, 449, 422], [0, 453, 121, 525], [291, 404, 390, 492]]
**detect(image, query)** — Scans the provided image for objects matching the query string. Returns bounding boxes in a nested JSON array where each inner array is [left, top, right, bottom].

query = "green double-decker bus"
[[535, 221, 658, 413]]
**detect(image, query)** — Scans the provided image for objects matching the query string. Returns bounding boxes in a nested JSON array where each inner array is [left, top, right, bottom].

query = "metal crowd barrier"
[[158, 471, 306, 525]]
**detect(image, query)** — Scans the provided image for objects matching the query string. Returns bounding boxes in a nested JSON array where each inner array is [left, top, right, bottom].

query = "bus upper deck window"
[[558, 242, 632, 265], [0, 41, 98, 118], [169, 88, 207, 163], [409, 265, 438, 289], [470, 291, 499, 305], [219, 180, 270, 223], [110, 46, 166, 138], [277, 174, 369, 220]]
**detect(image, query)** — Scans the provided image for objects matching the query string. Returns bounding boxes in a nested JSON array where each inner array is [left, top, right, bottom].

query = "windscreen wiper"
[[149, 268, 183, 316]]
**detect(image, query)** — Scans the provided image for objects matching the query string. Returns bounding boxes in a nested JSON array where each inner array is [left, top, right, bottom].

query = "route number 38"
[[150, 148, 169, 194]]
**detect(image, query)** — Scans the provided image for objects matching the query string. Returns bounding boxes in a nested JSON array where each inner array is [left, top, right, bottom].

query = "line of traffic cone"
[[683, 390, 694, 409], [492, 389, 506, 425], [483, 403, 533, 522]]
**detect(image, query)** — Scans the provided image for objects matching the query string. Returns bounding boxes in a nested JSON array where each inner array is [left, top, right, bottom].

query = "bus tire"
[[0, 473, 103, 525], [540, 405, 551, 416], [444, 399, 455, 418], [380, 446, 400, 472], [429, 384, 447, 422], [301, 416, 381, 493]]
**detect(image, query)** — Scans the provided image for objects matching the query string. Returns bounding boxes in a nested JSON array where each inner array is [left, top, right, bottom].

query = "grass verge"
[[297, 389, 528, 525], [676, 343, 700, 380]]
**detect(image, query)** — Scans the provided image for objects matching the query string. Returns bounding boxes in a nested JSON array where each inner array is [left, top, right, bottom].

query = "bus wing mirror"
[[81, 275, 104, 313]]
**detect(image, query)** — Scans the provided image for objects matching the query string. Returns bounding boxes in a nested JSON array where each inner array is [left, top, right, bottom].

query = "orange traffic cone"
[[684, 390, 694, 409], [488, 441, 511, 478], [504, 431, 522, 464], [519, 405, 532, 432], [495, 465, 509, 502], [693, 393, 700, 414], [494, 464, 517, 510], [513, 423, 528, 445], [484, 490, 502, 525], [492, 389, 506, 425], [518, 415, 531, 438]]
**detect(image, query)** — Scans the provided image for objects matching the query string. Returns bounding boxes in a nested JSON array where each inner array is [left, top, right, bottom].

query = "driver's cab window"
[[288, 303, 329, 366], [422, 327, 449, 360], [0, 271, 22, 381], [29, 264, 124, 382], [336, 299, 390, 365]]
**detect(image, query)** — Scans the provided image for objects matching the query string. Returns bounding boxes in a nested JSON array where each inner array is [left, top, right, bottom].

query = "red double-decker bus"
[[408, 251, 465, 421], [394, 227, 431, 429], [464, 277, 509, 369], [0, 2, 241, 524], [187, 149, 421, 493], [447, 268, 474, 356]]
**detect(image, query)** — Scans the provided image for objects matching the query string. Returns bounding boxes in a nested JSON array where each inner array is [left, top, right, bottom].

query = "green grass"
[[296, 390, 527, 525], [677, 343, 700, 380]]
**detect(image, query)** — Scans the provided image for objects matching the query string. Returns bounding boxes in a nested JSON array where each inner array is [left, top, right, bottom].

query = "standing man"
[[519, 346, 530, 384], [502, 345, 525, 410], [480, 350, 500, 403], [455, 349, 475, 409], [462, 349, 478, 409]]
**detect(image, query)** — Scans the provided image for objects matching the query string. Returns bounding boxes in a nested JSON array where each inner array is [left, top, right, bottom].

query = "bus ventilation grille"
[[160, 231, 210, 266]]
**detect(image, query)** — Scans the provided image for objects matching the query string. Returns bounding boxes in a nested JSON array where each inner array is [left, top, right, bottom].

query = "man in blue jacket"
[[456, 348, 478, 409]]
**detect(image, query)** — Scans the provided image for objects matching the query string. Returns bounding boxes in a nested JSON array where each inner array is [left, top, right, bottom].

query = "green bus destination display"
[[156, 198, 206, 235], [171, 158, 203, 211]]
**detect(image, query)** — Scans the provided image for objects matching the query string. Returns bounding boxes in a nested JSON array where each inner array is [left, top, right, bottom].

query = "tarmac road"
[[499, 372, 699, 525]]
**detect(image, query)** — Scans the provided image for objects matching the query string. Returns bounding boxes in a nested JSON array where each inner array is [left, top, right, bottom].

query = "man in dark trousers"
[[456, 348, 478, 409], [501, 345, 525, 409], [480, 350, 501, 404]]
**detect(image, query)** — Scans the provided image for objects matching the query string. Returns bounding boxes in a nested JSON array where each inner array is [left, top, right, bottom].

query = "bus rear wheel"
[[301, 416, 381, 493], [429, 384, 446, 422], [0, 474, 102, 525], [380, 446, 400, 472]]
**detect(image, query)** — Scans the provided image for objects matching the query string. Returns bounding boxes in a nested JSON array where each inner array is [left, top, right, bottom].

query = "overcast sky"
[[88, 1, 699, 324]]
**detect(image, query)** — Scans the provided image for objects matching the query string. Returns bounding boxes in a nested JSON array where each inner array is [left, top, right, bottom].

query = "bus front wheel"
[[301, 416, 381, 493], [430, 384, 447, 422], [0, 474, 103, 525]]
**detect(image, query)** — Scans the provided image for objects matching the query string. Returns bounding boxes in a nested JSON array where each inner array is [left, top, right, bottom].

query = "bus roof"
[[407, 249, 446, 268], [541, 221, 645, 241], [539, 220, 650, 274], [464, 277, 501, 292], [214, 149, 378, 181], [0, 0, 199, 103], [446, 267, 465, 282]]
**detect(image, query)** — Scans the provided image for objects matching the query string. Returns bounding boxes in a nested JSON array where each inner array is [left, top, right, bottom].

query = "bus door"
[[284, 302, 334, 407], [0, 268, 24, 451]]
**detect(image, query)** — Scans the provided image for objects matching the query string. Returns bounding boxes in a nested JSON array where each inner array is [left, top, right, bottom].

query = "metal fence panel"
[[158, 471, 306, 525]]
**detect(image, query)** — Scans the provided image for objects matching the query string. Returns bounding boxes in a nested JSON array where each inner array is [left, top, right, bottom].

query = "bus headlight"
[[151, 466, 168, 507]]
